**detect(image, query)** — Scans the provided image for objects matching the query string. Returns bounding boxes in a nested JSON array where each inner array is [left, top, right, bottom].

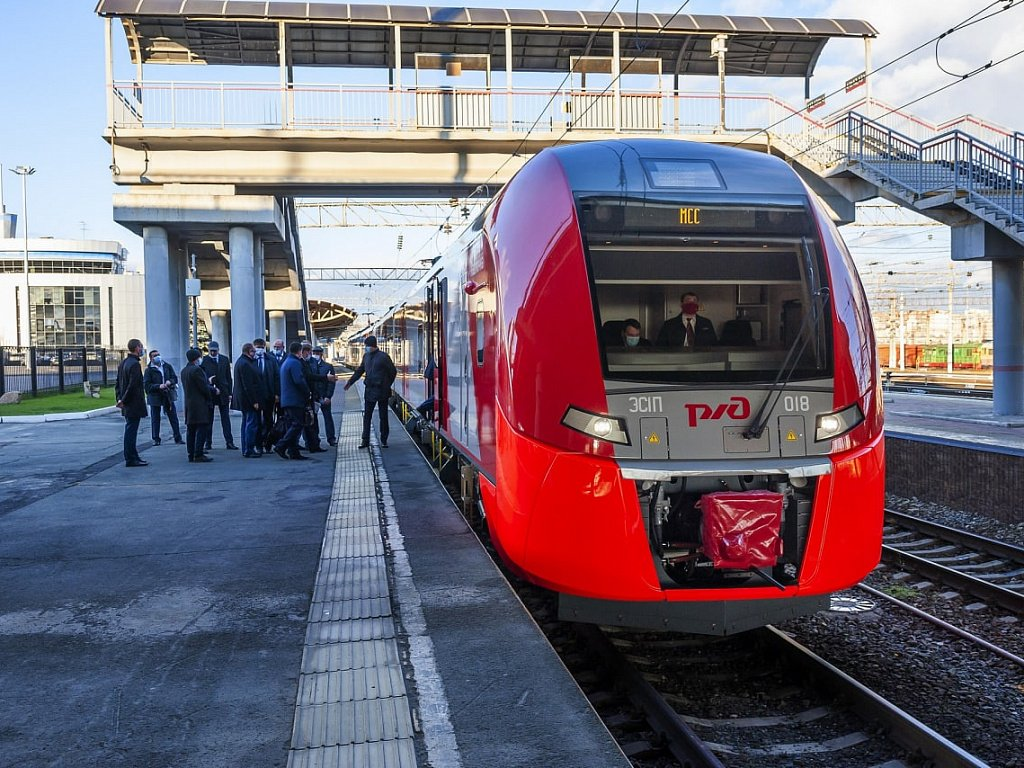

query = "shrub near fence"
[[0, 347, 124, 397]]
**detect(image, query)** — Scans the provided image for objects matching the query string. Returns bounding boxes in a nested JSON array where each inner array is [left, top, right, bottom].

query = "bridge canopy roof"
[[95, 1, 876, 78]]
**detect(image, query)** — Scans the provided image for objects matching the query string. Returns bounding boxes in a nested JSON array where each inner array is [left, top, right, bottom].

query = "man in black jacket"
[[143, 348, 184, 445], [298, 341, 335, 452], [344, 335, 397, 449], [310, 346, 338, 446], [115, 338, 148, 467], [232, 343, 268, 458], [181, 348, 214, 463], [656, 291, 718, 349], [200, 341, 237, 450], [252, 338, 280, 451]]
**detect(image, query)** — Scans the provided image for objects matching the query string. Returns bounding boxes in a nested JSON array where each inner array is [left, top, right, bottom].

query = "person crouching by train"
[[232, 342, 268, 459], [344, 335, 397, 449], [657, 291, 718, 348], [310, 346, 338, 446], [181, 348, 213, 463], [252, 338, 280, 452], [143, 348, 184, 446], [273, 341, 312, 461]]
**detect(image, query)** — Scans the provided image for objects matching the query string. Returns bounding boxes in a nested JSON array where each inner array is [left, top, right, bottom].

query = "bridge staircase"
[[779, 104, 1024, 245]]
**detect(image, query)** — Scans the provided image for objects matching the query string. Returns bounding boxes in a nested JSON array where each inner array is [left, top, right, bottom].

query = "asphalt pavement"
[[0, 409, 336, 767]]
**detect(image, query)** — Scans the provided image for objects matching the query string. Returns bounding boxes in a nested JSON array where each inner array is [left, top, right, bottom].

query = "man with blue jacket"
[[273, 341, 312, 461]]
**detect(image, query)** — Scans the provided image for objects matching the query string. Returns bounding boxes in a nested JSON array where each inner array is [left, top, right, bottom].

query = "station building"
[[0, 218, 145, 350]]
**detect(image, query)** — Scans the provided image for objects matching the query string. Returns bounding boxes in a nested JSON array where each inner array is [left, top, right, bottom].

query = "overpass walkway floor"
[[0, 386, 626, 768]]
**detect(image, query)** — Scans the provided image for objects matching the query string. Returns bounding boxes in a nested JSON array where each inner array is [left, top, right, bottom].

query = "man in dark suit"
[[115, 338, 148, 467], [656, 291, 718, 349], [252, 338, 280, 452], [310, 346, 338, 446], [232, 342, 268, 458], [143, 348, 184, 445], [181, 348, 214, 463], [298, 341, 335, 452], [200, 340, 237, 450], [344, 335, 397, 449]]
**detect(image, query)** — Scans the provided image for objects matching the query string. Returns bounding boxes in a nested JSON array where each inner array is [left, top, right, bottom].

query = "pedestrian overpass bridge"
[[95, 0, 1024, 413]]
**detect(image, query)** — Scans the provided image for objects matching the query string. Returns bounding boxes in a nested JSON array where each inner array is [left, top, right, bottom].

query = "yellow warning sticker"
[[647, 433, 661, 444], [786, 430, 799, 441]]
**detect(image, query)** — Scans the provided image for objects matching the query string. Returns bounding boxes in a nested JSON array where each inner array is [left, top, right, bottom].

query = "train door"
[[434, 278, 448, 430]]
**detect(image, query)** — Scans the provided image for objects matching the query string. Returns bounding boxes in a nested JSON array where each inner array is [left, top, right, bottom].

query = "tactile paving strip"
[[287, 389, 417, 768]]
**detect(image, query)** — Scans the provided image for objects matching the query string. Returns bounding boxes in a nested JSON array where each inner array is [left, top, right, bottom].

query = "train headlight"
[[561, 406, 630, 445], [814, 404, 864, 442]]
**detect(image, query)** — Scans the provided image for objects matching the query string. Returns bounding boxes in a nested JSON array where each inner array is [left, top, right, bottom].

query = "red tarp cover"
[[699, 491, 784, 569]]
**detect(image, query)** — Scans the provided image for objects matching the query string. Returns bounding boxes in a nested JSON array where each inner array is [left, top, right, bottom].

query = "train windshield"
[[577, 195, 833, 384]]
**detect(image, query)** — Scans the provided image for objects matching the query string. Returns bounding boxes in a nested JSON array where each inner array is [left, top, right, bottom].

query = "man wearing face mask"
[[143, 349, 184, 446], [310, 346, 338, 447], [619, 319, 651, 349], [200, 341, 237, 450], [252, 338, 280, 452], [656, 291, 718, 348], [271, 339, 286, 364], [232, 342, 268, 458], [298, 341, 334, 453]]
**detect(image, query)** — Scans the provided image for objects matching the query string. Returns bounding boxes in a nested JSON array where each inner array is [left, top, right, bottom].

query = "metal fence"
[[0, 347, 124, 397]]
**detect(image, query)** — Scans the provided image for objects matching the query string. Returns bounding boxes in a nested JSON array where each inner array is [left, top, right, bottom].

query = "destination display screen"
[[579, 197, 812, 237]]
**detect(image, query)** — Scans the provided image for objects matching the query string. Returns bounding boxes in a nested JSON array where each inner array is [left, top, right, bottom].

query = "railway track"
[[882, 509, 1024, 615], [562, 622, 988, 768], [407, 417, 1011, 766]]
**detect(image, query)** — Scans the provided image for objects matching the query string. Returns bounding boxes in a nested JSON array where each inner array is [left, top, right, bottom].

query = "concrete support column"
[[269, 310, 287, 346], [210, 310, 231, 357], [254, 237, 266, 339], [229, 226, 257, 357], [166, 244, 187, 377], [143, 226, 172, 358], [991, 259, 1024, 416]]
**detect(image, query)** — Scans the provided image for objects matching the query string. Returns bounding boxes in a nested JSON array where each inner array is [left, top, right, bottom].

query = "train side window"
[[475, 300, 485, 366]]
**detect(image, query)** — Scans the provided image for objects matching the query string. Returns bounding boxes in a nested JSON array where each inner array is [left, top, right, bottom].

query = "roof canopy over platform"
[[94, 0, 876, 78]]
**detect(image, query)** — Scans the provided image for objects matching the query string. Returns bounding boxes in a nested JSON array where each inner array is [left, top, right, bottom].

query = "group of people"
[[115, 336, 348, 466], [612, 291, 730, 349]]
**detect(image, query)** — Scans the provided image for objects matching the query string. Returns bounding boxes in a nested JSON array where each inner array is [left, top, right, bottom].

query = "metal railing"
[[110, 80, 815, 137], [0, 347, 123, 398], [108, 80, 1024, 237], [842, 112, 1024, 229]]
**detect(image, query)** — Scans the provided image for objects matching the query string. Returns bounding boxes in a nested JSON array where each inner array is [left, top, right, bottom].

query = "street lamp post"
[[10, 166, 36, 347]]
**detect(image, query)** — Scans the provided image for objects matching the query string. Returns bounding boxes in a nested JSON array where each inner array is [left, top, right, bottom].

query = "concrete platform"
[[0, 387, 628, 767], [884, 391, 1024, 454]]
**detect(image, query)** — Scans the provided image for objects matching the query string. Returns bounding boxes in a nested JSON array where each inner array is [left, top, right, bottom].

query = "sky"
[[1, 0, 1022, 314]]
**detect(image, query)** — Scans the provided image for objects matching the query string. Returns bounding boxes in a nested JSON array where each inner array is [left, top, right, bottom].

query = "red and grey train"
[[350, 139, 884, 635]]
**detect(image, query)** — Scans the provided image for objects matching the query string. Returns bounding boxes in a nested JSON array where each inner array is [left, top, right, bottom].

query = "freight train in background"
[[347, 139, 885, 635]]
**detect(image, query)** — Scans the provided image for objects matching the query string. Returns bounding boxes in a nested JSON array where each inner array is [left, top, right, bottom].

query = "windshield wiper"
[[743, 238, 830, 440]]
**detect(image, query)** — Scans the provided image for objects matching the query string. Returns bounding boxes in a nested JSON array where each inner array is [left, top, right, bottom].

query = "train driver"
[[656, 291, 718, 349], [620, 319, 652, 349]]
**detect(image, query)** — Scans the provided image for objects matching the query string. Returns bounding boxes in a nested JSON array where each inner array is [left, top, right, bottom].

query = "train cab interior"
[[579, 197, 833, 383]]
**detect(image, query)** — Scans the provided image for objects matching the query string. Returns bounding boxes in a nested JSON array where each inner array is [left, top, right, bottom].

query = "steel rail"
[[856, 582, 1024, 668], [885, 509, 1024, 564], [574, 623, 725, 768], [761, 627, 989, 768], [881, 545, 1024, 615]]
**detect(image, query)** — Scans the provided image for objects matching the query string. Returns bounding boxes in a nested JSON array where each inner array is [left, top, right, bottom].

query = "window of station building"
[[29, 286, 102, 347], [0, 258, 113, 274]]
